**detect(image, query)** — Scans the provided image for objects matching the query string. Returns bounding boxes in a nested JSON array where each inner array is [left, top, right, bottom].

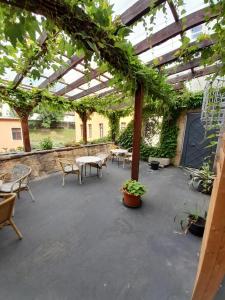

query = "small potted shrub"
[[122, 179, 146, 208]]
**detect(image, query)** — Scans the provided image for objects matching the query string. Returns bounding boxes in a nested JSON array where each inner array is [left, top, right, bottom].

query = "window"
[[191, 25, 202, 39], [11, 128, 22, 140], [88, 124, 92, 138], [80, 124, 83, 137], [121, 122, 126, 131], [99, 123, 104, 138]]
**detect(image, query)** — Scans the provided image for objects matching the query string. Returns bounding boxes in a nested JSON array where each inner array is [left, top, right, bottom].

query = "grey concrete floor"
[[0, 162, 210, 300]]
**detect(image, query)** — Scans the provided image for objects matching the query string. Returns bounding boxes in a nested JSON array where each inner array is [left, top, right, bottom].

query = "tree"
[[0, 87, 68, 151], [71, 97, 97, 144], [33, 106, 64, 128]]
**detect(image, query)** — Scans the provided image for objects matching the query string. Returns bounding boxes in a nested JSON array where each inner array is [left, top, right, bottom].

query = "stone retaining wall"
[[0, 143, 114, 179]]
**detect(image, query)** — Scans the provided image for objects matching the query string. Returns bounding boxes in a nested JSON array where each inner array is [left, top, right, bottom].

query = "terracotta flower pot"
[[123, 189, 142, 208]]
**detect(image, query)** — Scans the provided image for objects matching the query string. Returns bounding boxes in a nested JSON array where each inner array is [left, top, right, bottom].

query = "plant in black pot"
[[187, 162, 215, 195], [174, 197, 208, 237], [121, 179, 146, 208]]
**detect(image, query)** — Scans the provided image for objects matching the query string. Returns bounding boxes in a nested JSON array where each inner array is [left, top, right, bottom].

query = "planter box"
[[148, 157, 171, 166]]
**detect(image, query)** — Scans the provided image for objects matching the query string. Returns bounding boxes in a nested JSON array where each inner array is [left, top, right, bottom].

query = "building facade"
[[0, 118, 23, 152], [74, 112, 132, 142]]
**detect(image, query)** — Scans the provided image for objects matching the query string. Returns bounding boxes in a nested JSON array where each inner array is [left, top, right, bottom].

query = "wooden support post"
[[192, 133, 225, 300], [131, 83, 144, 181], [20, 115, 31, 152]]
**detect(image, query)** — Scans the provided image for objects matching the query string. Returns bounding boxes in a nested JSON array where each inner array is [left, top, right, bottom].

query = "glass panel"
[[177, 0, 208, 18], [66, 88, 84, 97], [79, 79, 101, 90], [62, 69, 83, 84], [22, 76, 46, 87], [49, 82, 67, 93]]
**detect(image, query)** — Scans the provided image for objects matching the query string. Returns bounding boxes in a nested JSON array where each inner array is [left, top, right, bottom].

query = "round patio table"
[[110, 149, 128, 166], [76, 156, 103, 181]]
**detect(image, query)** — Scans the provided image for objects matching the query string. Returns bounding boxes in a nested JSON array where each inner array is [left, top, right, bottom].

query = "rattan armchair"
[[0, 193, 23, 240], [58, 158, 81, 186], [0, 164, 35, 201]]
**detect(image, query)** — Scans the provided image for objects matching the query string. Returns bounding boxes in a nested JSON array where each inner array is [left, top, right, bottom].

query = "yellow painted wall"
[[0, 118, 23, 152], [74, 112, 132, 142]]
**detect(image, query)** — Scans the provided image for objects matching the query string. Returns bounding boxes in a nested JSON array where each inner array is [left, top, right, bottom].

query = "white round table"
[[76, 156, 103, 180], [110, 149, 128, 166], [111, 149, 128, 155]]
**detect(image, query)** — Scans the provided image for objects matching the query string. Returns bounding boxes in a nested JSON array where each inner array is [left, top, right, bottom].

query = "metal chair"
[[0, 164, 35, 201], [0, 193, 23, 240], [88, 152, 109, 177], [58, 158, 81, 186], [123, 147, 133, 168]]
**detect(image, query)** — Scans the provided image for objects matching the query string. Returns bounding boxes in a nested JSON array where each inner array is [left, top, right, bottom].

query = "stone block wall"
[[0, 143, 113, 179]]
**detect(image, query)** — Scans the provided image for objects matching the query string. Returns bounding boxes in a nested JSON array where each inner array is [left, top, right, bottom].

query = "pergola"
[[0, 1, 224, 299]]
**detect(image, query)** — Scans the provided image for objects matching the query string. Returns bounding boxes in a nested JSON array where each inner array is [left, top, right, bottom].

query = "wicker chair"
[[0, 164, 35, 201], [0, 193, 23, 240], [58, 158, 81, 186]]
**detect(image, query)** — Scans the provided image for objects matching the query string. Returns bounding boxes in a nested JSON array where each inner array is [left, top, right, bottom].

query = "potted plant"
[[180, 211, 207, 237], [187, 162, 215, 195], [122, 179, 146, 208]]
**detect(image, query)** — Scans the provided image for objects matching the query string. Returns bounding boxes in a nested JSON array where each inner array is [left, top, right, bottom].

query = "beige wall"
[[74, 112, 132, 142], [0, 118, 23, 152]]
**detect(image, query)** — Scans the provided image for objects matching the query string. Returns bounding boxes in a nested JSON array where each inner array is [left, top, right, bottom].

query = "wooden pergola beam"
[[166, 58, 201, 75], [58, 10, 215, 97], [120, 0, 166, 26], [69, 81, 109, 100], [13, 31, 48, 89], [147, 38, 214, 67], [168, 64, 219, 84], [134, 7, 217, 55], [38, 55, 83, 88], [56, 68, 100, 95], [167, 0, 179, 22]]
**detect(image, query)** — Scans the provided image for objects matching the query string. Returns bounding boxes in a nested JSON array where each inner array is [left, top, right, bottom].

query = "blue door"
[[181, 112, 215, 168]]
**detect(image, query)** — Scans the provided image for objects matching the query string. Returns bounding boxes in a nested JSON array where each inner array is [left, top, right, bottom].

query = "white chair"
[[0, 164, 35, 201]]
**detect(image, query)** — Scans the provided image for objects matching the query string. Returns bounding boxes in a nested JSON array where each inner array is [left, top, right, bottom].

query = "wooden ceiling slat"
[[167, 0, 179, 22], [168, 64, 219, 84], [69, 81, 109, 100], [120, 0, 166, 26], [147, 38, 214, 67], [58, 8, 216, 98], [134, 7, 217, 55], [56, 68, 100, 95], [166, 58, 201, 75], [38, 55, 83, 88]]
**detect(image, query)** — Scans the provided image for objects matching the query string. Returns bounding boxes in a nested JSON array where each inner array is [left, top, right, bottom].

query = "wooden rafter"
[[38, 55, 83, 88], [166, 58, 202, 76], [120, 0, 166, 26], [168, 64, 219, 84], [167, 0, 179, 22], [69, 81, 109, 100], [58, 8, 216, 97], [147, 38, 214, 67], [12, 31, 48, 89], [39, 0, 166, 91], [134, 7, 217, 55]]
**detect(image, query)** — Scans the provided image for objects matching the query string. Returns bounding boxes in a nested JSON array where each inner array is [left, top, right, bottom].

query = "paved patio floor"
[[0, 162, 210, 300]]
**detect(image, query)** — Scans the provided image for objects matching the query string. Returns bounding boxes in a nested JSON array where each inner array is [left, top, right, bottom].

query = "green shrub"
[[89, 136, 111, 144], [64, 140, 81, 147], [40, 137, 53, 150]]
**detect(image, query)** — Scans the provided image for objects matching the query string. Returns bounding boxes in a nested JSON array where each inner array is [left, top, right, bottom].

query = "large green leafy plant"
[[122, 179, 146, 196]]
